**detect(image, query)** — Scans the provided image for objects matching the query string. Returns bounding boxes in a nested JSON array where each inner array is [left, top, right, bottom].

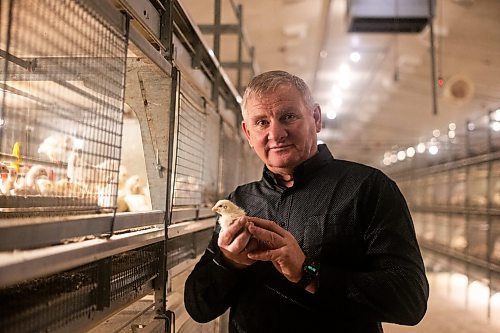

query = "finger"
[[218, 217, 247, 246], [247, 222, 285, 247], [247, 248, 281, 261], [226, 230, 252, 253], [246, 216, 287, 237], [220, 247, 256, 267]]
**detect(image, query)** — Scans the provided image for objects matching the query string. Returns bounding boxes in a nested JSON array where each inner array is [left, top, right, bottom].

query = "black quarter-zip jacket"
[[184, 144, 429, 333]]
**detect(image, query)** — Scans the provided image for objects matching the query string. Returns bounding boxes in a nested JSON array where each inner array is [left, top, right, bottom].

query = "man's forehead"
[[246, 85, 303, 108]]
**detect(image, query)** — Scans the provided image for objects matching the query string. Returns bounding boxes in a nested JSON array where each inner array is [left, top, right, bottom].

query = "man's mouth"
[[269, 144, 292, 151]]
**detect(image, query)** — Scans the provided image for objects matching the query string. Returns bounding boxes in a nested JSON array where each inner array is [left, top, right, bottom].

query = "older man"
[[184, 70, 429, 332]]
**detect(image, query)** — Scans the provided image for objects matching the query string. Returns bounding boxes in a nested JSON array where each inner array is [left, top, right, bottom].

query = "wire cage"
[[0, 242, 162, 333], [0, 0, 128, 217], [173, 90, 206, 208]]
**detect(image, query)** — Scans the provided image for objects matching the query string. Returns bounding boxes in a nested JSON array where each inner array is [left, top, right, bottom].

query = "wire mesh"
[[110, 243, 161, 302], [0, 0, 127, 216], [219, 121, 241, 198], [166, 233, 196, 270], [0, 262, 99, 333], [201, 107, 221, 205], [0, 242, 162, 333], [173, 92, 206, 207]]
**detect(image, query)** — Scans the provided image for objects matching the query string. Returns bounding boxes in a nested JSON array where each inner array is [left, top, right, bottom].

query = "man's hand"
[[246, 217, 305, 284], [217, 216, 255, 268]]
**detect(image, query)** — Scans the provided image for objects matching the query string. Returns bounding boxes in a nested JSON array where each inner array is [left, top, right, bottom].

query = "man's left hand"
[[245, 216, 305, 284]]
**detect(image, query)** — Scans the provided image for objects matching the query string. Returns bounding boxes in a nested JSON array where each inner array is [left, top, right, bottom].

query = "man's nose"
[[267, 121, 287, 141]]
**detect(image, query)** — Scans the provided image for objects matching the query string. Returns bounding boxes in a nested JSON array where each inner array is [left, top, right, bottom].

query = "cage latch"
[[155, 148, 165, 177]]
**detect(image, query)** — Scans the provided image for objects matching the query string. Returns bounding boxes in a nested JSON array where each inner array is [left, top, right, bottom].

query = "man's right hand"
[[217, 216, 256, 268]]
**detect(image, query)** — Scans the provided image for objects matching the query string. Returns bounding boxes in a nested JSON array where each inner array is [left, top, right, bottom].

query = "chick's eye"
[[223, 205, 227, 209]]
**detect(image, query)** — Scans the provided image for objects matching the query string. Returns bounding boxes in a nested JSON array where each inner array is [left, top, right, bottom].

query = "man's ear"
[[241, 121, 253, 147], [313, 104, 322, 132]]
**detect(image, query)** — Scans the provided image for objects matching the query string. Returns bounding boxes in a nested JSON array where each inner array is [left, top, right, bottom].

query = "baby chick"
[[38, 134, 74, 163], [1, 166, 18, 195], [25, 164, 49, 194], [211, 199, 246, 230], [122, 175, 151, 212]]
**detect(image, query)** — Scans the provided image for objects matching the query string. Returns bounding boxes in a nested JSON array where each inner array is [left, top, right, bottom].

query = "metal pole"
[[428, 0, 438, 115], [236, 4, 243, 93], [212, 0, 221, 104]]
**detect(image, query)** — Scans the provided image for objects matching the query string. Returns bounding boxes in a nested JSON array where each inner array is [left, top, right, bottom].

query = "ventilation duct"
[[347, 0, 435, 33]]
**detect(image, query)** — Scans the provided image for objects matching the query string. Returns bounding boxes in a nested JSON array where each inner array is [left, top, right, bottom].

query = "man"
[[184, 70, 429, 332]]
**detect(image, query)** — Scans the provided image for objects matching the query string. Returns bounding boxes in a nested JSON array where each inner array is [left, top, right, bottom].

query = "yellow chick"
[[211, 199, 246, 230], [10, 142, 21, 172]]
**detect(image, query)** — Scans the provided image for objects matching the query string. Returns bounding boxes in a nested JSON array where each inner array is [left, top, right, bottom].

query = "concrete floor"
[[384, 272, 500, 333]]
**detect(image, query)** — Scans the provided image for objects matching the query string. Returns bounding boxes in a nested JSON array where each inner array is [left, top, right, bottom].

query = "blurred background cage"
[[390, 104, 500, 323], [0, 0, 127, 217]]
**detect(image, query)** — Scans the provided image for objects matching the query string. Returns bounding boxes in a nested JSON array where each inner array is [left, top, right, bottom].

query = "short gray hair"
[[241, 70, 315, 119]]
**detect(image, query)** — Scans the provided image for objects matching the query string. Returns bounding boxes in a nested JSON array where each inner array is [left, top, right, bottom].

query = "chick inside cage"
[[0, 0, 129, 216]]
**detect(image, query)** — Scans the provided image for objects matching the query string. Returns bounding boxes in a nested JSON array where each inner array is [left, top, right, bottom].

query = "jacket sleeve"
[[183, 225, 245, 323], [317, 171, 429, 325]]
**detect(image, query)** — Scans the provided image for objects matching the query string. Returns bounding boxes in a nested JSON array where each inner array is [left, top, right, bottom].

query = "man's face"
[[241, 84, 322, 174]]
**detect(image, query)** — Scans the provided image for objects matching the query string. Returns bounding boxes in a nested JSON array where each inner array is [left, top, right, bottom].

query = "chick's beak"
[[211, 206, 218, 213]]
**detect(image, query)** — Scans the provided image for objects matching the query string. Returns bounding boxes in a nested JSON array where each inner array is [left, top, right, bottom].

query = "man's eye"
[[256, 120, 269, 127], [282, 114, 297, 121]]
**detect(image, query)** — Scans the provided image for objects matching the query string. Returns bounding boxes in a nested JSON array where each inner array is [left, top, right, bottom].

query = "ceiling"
[[179, 0, 500, 168]]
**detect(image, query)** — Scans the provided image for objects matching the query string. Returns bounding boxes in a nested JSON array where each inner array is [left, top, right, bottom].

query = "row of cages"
[[391, 131, 500, 294], [398, 159, 500, 210], [1, 0, 260, 332], [423, 249, 500, 297], [412, 212, 500, 266], [385, 108, 500, 173]]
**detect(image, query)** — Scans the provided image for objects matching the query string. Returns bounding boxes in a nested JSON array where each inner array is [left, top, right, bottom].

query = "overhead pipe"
[[428, 0, 438, 115]]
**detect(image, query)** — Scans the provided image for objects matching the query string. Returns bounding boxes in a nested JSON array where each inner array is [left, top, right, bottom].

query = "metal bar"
[[213, 0, 222, 58], [96, 257, 112, 310], [249, 46, 256, 77], [428, 0, 438, 115], [236, 4, 243, 93], [0, 56, 124, 75], [222, 61, 253, 69], [115, 0, 163, 48], [211, 0, 222, 104], [0, 48, 37, 71], [198, 24, 239, 34], [0, 228, 165, 289], [167, 217, 216, 239], [129, 26, 172, 75], [109, 9, 131, 237], [155, 65, 180, 320], [0, 211, 164, 251], [160, 0, 174, 61]]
